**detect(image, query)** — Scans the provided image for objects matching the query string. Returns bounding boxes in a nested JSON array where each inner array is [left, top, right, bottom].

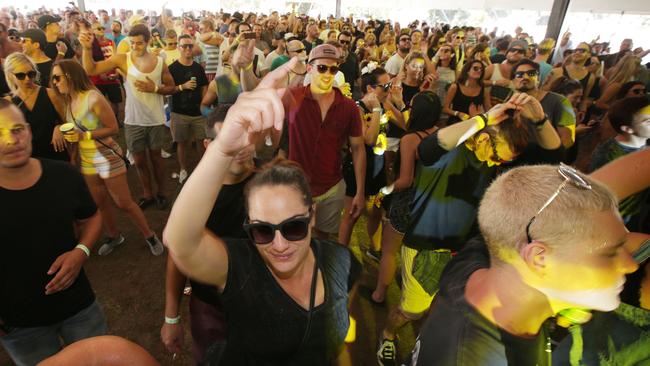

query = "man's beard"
[[517, 84, 535, 92], [399, 46, 410, 54]]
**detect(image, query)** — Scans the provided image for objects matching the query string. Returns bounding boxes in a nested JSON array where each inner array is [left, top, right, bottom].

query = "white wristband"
[[165, 315, 181, 324], [372, 107, 382, 113], [75, 244, 90, 257]]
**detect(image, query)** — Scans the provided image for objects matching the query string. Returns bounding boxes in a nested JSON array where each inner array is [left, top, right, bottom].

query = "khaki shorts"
[[170, 113, 207, 143], [124, 124, 168, 154], [399, 246, 451, 319], [313, 179, 346, 234]]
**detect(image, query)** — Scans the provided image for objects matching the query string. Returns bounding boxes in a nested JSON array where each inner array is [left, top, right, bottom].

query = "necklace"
[[15, 86, 38, 109]]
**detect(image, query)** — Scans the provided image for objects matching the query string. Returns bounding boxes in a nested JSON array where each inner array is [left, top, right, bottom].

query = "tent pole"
[[336, 0, 342, 18], [545, 0, 570, 41]]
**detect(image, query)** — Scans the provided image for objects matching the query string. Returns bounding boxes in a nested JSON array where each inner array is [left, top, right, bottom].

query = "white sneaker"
[[178, 169, 188, 184], [126, 150, 135, 165], [161, 149, 172, 159], [145, 234, 164, 256]]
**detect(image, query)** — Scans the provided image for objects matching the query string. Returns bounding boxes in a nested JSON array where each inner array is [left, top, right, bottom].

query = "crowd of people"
[[1, 3, 649, 366]]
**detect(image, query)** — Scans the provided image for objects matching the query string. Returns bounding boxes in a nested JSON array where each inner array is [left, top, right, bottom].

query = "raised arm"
[[163, 59, 295, 287], [78, 32, 125, 75]]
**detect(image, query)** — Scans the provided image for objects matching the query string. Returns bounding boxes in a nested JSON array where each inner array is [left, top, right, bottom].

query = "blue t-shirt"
[[403, 132, 495, 251]]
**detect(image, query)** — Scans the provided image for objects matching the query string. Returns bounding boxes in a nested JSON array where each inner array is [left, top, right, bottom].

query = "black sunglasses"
[[630, 88, 646, 95], [314, 64, 339, 75], [508, 48, 525, 54], [180, 44, 194, 49], [574, 48, 589, 54], [514, 70, 538, 78], [472, 65, 484, 72], [52, 74, 65, 83], [243, 214, 311, 244], [339, 39, 350, 45], [525, 163, 592, 243], [14, 71, 37, 80], [373, 81, 392, 92], [399, 38, 410, 42], [168, 42, 178, 46]]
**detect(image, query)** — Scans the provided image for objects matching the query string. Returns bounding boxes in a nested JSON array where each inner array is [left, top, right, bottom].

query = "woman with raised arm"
[[164, 59, 360, 365]]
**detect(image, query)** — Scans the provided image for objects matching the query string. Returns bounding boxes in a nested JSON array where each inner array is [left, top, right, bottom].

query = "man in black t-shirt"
[[161, 104, 255, 362], [168, 34, 209, 184], [0, 101, 106, 365], [406, 164, 639, 366], [38, 15, 75, 62]]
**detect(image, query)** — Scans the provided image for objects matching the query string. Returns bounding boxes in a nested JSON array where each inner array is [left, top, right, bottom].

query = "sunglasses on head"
[[243, 214, 311, 244], [180, 44, 194, 49], [14, 71, 37, 80], [314, 64, 339, 75], [631, 88, 646, 95], [51, 74, 65, 83], [508, 48, 525, 54], [514, 69, 538, 78]]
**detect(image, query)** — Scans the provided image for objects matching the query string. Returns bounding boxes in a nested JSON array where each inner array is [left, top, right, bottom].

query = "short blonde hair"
[[478, 165, 618, 264], [3, 53, 40, 95]]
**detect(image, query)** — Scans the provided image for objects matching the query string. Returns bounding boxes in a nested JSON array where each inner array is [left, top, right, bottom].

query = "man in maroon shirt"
[[286, 44, 366, 239]]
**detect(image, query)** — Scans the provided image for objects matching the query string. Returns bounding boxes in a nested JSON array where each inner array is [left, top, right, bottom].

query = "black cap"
[[38, 14, 62, 30], [18, 29, 47, 50]]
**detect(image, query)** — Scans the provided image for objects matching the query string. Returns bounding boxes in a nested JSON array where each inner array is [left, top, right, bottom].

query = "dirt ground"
[[0, 143, 421, 366]]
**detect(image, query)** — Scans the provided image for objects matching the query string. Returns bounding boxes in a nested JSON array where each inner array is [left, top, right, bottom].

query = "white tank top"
[[124, 52, 165, 126]]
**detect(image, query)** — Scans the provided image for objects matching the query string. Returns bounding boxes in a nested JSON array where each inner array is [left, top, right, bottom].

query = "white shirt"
[[385, 53, 406, 76]]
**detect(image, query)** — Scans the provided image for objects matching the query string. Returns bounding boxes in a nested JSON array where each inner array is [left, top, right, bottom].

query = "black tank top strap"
[[561, 65, 570, 77]]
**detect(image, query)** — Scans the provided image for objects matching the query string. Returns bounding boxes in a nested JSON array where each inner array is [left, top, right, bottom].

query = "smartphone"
[[242, 32, 256, 40]]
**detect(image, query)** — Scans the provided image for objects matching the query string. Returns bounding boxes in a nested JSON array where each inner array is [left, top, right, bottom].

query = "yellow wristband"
[[244, 62, 253, 71], [476, 114, 487, 130]]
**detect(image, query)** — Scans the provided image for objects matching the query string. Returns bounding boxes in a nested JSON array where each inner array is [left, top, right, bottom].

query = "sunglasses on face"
[[94, 27, 104, 31], [514, 69, 538, 78], [14, 71, 37, 80], [508, 48, 525, 55], [314, 64, 339, 75], [574, 48, 589, 54], [168, 42, 178, 46], [472, 65, 484, 72], [243, 214, 311, 244], [339, 39, 350, 45], [631, 88, 646, 95], [456, 36, 465, 40], [51, 74, 65, 83], [180, 44, 194, 49], [440, 48, 451, 53], [289, 48, 305, 53], [374, 81, 392, 92]]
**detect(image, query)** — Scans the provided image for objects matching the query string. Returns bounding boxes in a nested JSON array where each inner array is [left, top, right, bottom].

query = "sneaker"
[[145, 234, 164, 256], [156, 195, 168, 210], [178, 169, 188, 184], [365, 249, 382, 262], [138, 197, 156, 210], [126, 150, 135, 165], [97, 234, 125, 256], [161, 149, 172, 159], [377, 337, 398, 366]]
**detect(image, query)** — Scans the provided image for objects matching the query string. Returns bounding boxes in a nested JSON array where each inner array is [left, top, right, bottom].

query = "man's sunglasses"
[[525, 163, 592, 243], [508, 48, 525, 54], [514, 70, 538, 79], [243, 214, 311, 244], [339, 39, 350, 45], [631, 88, 647, 95], [314, 64, 339, 75], [180, 44, 194, 49], [399, 38, 410, 43], [14, 71, 37, 80]]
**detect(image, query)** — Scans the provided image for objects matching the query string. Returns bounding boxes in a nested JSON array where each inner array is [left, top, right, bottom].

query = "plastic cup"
[[59, 123, 79, 143]]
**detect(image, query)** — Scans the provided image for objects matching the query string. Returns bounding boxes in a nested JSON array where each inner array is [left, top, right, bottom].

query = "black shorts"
[[97, 83, 122, 104], [387, 188, 414, 234], [343, 152, 386, 197]]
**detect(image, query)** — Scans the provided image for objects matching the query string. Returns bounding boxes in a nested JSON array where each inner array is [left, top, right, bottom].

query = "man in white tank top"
[[79, 24, 177, 209]]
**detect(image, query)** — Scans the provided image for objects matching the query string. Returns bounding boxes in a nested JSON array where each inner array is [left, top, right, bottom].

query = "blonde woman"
[[51, 60, 163, 256], [595, 55, 641, 111], [4, 52, 68, 161]]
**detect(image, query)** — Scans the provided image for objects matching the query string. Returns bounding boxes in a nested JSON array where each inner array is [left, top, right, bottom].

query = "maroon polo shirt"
[[287, 85, 362, 197]]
